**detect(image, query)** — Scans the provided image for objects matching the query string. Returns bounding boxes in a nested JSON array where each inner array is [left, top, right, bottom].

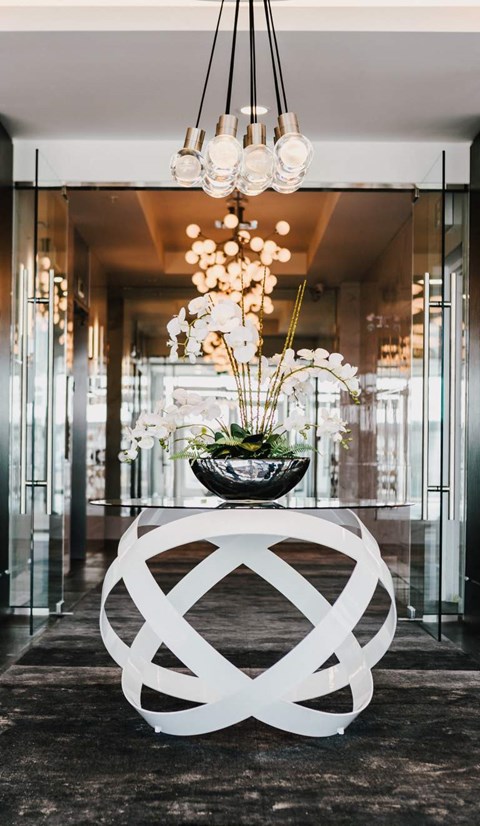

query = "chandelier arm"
[[225, 0, 241, 115], [266, 0, 289, 113], [195, 0, 226, 128], [263, 0, 282, 118]]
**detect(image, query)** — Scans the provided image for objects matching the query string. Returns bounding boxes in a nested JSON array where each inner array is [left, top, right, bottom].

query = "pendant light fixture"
[[171, 0, 313, 196]]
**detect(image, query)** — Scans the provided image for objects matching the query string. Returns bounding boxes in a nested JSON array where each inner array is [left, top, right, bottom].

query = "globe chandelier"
[[171, 0, 313, 197]]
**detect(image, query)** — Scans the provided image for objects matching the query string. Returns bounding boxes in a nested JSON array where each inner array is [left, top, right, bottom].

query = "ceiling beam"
[[307, 191, 341, 271], [136, 191, 165, 271]]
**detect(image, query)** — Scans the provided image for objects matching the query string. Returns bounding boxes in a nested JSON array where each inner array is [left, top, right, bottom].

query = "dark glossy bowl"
[[190, 457, 310, 501]]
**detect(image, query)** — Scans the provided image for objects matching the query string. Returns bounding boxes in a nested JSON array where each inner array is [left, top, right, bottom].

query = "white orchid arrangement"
[[119, 279, 360, 464]]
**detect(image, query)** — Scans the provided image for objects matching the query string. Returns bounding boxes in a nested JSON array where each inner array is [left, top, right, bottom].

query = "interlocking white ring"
[[100, 507, 396, 737]]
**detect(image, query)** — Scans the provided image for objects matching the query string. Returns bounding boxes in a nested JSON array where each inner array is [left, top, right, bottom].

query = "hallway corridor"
[[1, 542, 479, 825]]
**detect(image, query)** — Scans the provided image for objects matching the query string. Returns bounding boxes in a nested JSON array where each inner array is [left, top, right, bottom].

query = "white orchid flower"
[[233, 343, 257, 363], [328, 352, 344, 368], [209, 299, 242, 333], [118, 447, 138, 463], [188, 295, 210, 316], [166, 307, 188, 339], [297, 348, 314, 360], [284, 410, 307, 431], [137, 435, 155, 449]]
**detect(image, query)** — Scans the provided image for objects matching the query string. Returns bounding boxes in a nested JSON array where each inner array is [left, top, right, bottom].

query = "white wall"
[[13, 138, 470, 187]]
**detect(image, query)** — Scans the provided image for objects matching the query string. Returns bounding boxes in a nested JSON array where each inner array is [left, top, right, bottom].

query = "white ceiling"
[[1, 28, 480, 141]]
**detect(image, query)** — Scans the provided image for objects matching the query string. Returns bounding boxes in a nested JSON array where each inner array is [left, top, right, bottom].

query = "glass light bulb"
[[236, 176, 266, 197], [250, 236, 264, 252], [186, 223, 201, 239], [271, 174, 303, 194], [192, 240, 204, 255], [274, 133, 313, 175], [263, 239, 277, 255], [242, 144, 274, 183], [228, 261, 241, 277], [192, 271, 204, 285], [223, 212, 239, 229], [171, 149, 205, 187], [185, 250, 199, 265], [206, 135, 242, 176], [203, 238, 216, 254], [202, 174, 235, 199], [278, 247, 291, 263], [263, 296, 274, 314], [224, 240, 239, 257], [238, 230, 250, 243], [275, 220, 290, 236], [260, 251, 273, 266]]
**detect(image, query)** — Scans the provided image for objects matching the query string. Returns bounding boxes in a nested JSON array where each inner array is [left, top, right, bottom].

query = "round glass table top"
[[90, 496, 412, 510]]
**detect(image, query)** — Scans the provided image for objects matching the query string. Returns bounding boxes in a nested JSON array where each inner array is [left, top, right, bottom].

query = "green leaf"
[[214, 431, 224, 442], [230, 423, 247, 439]]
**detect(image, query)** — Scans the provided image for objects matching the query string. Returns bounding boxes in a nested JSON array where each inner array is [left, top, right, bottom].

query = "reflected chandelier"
[[185, 194, 291, 315], [171, 0, 313, 197], [184, 194, 291, 370]]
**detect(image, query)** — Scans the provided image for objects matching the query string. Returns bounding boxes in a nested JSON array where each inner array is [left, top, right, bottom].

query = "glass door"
[[9, 150, 68, 632], [410, 155, 468, 639]]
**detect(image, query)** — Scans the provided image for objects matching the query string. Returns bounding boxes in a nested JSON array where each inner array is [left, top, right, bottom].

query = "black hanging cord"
[[266, 0, 289, 113], [249, 0, 258, 123], [195, 0, 225, 128], [225, 0, 241, 115], [263, 0, 282, 117]]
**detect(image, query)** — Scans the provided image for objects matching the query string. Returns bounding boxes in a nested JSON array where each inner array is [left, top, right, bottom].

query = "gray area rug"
[[1, 541, 479, 825]]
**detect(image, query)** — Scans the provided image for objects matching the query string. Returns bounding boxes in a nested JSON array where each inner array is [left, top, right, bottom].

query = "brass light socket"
[[277, 112, 300, 136], [183, 127, 206, 152], [215, 114, 239, 138], [244, 122, 267, 147]]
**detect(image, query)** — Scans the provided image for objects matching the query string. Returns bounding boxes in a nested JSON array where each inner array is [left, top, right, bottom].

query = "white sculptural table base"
[[100, 506, 396, 737]]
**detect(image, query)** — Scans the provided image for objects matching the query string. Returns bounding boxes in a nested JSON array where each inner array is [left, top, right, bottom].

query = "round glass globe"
[[265, 274, 277, 291], [263, 296, 274, 314], [205, 134, 242, 176], [263, 239, 277, 255], [224, 240, 239, 257], [274, 133, 313, 175], [171, 149, 205, 187], [203, 238, 216, 254], [260, 251, 273, 266], [278, 247, 291, 263], [272, 174, 303, 195], [185, 250, 199, 265], [238, 230, 251, 243], [250, 236, 264, 252], [186, 223, 201, 239], [236, 175, 266, 197], [192, 271, 204, 285], [227, 261, 241, 277], [223, 212, 239, 229], [206, 273, 217, 289], [242, 144, 274, 184], [275, 220, 290, 236], [202, 174, 235, 199], [192, 240, 204, 255]]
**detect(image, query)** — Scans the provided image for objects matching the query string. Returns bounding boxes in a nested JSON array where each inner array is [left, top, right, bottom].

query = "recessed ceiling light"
[[239, 104, 269, 116]]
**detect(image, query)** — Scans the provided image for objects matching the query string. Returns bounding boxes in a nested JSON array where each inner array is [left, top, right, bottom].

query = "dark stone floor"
[[1, 541, 479, 825]]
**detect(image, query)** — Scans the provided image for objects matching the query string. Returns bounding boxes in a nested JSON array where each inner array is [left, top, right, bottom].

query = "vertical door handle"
[[46, 268, 55, 516], [19, 267, 29, 515], [448, 272, 458, 521], [421, 272, 430, 521]]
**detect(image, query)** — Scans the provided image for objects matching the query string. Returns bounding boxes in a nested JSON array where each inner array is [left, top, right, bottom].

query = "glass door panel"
[[32, 151, 68, 623], [411, 154, 445, 639], [9, 151, 68, 632]]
